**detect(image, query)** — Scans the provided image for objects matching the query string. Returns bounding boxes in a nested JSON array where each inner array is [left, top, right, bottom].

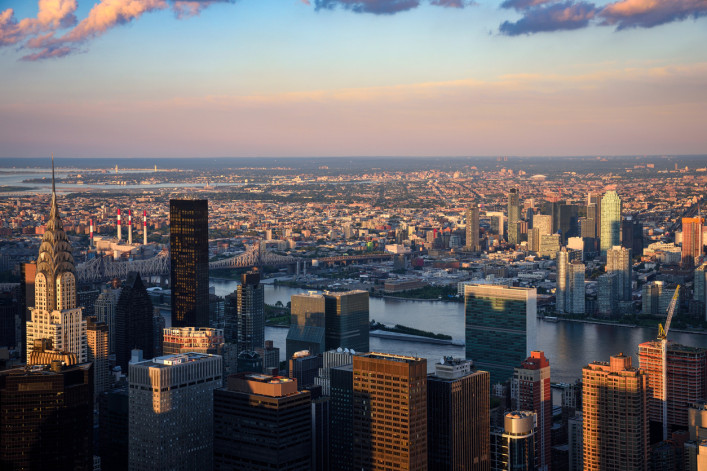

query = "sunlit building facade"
[[490, 411, 537, 471], [600, 191, 621, 256], [466, 203, 481, 251]]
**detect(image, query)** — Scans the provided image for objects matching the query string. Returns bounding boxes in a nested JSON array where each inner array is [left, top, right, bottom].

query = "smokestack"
[[90, 219, 94, 247], [143, 210, 147, 245], [117, 209, 121, 240], [128, 209, 132, 245]]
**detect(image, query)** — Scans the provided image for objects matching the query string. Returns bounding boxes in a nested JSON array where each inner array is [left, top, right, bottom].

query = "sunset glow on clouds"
[[1, 0, 706, 157]]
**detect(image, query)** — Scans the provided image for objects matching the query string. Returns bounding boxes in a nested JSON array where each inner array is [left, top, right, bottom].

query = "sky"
[[0, 0, 706, 158]]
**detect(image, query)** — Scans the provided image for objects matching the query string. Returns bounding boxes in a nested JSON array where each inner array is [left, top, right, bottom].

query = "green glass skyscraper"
[[465, 284, 537, 385], [600, 190, 621, 256]]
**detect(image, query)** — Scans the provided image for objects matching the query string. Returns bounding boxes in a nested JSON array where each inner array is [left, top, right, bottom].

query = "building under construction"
[[638, 341, 707, 430]]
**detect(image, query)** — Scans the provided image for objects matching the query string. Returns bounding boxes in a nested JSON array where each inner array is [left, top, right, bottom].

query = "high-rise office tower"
[[153, 310, 165, 357], [87, 316, 111, 398], [606, 245, 632, 302], [287, 290, 369, 359], [582, 353, 648, 470], [235, 271, 264, 353], [568, 413, 583, 471], [289, 350, 323, 390], [622, 217, 644, 257], [19, 261, 36, 358], [685, 402, 707, 470], [683, 217, 705, 267], [94, 286, 119, 353], [643, 280, 664, 316], [115, 272, 154, 371], [556, 248, 569, 314], [213, 373, 311, 471], [490, 411, 537, 471], [567, 261, 586, 315], [255, 339, 280, 373], [353, 353, 428, 471], [600, 190, 621, 256], [129, 353, 222, 471], [512, 351, 551, 471], [466, 203, 481, 251], [314, 348, 353, 395], [324, 290, 369, 353], [695, 264, 707, 322], [465, 284, 537, 385], [584, 203, 598, 239], [427, 358, 490, 471], [99, 385, 129, 471], [508, 189, 521, 245], [162, 326, 224, 355], [26, 161, 86, 363], [170, 199, 209, 327], [330, 364, 354, 471], [638, 341, 707, 430], [0, 362, 93, 470], [596, 272, 619, 317], [533, 214, 553, 238]]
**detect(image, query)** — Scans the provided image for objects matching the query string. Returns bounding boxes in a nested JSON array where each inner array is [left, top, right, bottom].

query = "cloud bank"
[[0, 0, 233, 60], [499, 0, 707, 35]]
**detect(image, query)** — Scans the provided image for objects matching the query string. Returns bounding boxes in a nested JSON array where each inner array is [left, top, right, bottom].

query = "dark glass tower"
[[0, 362, 93, 471], [115, 272, 154, 370], [170, 199, 209, 327], [236, 272, 264, 353]]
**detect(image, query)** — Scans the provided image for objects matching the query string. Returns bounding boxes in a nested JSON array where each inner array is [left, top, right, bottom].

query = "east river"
[[209, 280, 707, 383]]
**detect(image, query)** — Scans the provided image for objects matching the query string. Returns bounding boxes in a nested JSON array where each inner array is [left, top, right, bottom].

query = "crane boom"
[[658, 286, 680, 340], [659, 284, 680, 442]]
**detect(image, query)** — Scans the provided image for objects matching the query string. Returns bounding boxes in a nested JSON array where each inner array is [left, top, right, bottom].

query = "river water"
[[210, 280, 707, 382]]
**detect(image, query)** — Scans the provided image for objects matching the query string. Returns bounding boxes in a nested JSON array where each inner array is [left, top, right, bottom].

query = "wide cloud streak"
[[500, 1, 595, 35], [314, 0, 421, 14], [0, 0, 77, 46], [600, 0, 707, 29]]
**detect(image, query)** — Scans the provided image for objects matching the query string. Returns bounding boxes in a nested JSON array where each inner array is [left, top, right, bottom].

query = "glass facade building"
[[600, 191, 621, 256], [465, 285, 537, 385], [170, 199, 209, 327]]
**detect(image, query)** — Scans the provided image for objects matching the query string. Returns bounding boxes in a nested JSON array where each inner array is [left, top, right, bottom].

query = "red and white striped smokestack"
[[117, 208, 121, 240], [143, 210, 147, 245], [128, 209, 133, 245], [90, 219, 94, 246]]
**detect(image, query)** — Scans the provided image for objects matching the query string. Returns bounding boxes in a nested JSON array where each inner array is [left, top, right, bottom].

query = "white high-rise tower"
[[26, 156, 87, 362]]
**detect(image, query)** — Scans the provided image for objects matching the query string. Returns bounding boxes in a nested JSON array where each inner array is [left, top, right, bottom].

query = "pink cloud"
[[599, 0, 707, 29], [0, 0, 77, 46]]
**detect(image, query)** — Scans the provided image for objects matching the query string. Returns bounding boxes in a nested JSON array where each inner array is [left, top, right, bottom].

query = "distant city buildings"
[[465, 284, 537, 384], [170, 199, 209, 327], [466, 203, 480, 252], [600, 191, 622, 256]]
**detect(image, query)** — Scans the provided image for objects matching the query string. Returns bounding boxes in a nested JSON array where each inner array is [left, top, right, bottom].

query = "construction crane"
[[657, 285, 680, 442]]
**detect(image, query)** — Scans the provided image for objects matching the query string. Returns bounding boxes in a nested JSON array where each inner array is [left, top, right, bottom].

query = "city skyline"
[[1, 1, 707, 158]]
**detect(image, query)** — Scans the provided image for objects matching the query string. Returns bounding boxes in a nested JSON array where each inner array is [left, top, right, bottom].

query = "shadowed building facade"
[[213, 373, 311, 471], [0, 362, 93, 471], [465, 284, 537, 385], [427, 358, 490, 470], [353, 353, 427, 471], [115, 272, 154, 371], [170, 199, 209, 327]]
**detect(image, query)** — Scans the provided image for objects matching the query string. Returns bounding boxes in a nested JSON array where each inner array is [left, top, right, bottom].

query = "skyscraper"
[[682, 217, 705, 267], [638, 341, 707, 430], [596, 272, 619, 317], [427, 358, 490, 470], [26, 159, 86, 363], [512, 351, 551, 471], [235, 271, 264, 353], [115, 272, 154, 371], [87, 316, 111, 399], [567, 261, 586, 315], [353, 353, 428, 471], [556, 247, 569, 314], [600, 190, 621, 256], [329, 364, 354, 471], [622, 217, 644, 257], [99, 385, 129, 471], [533, 214, 553, 238], [466, 203, 481, 251], [94, 285, 119, 353], [287, 290, 369, 359], [582, 353, 648, 470], [490, 411, 537, 471], [465, 284, 537, 385], [606, 245, 632, 302], [213, 373, 311, 471], [695, 264, 707, 322], [0, 362, 93, 470], [129, 353, 222, 471], [170, 199, 209, 327], [508, 189, 521, 245]]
